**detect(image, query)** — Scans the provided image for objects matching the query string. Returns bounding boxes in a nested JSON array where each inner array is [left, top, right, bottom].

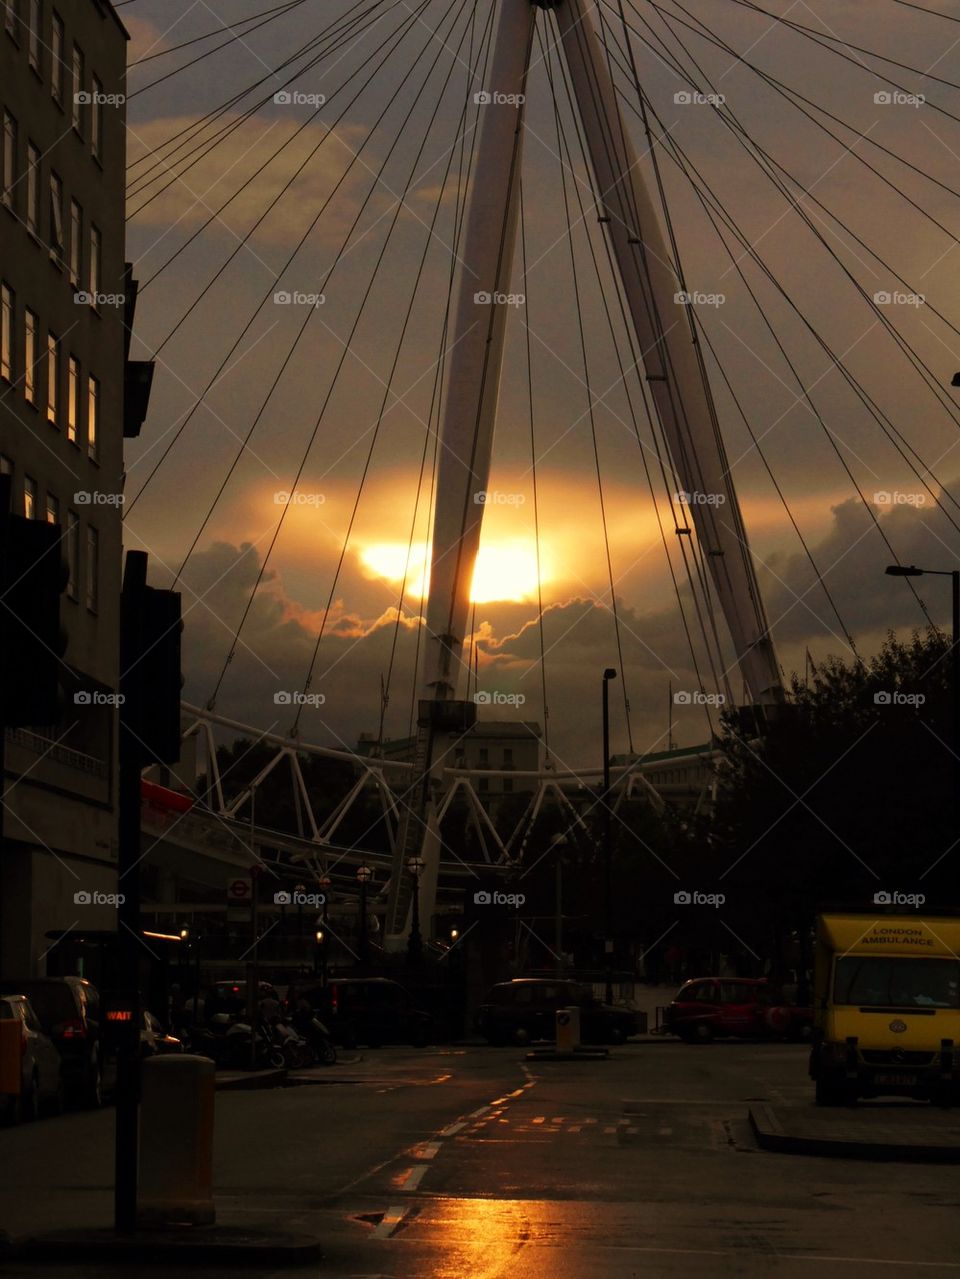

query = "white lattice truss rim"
[[179, 703, 719, 868]]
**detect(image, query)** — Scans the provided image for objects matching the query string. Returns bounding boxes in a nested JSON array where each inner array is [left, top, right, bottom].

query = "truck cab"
[[810, 913, 960, 1105]]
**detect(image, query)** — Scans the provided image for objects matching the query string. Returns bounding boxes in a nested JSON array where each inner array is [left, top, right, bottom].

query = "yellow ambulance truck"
[[810, 913, 960, 1105]]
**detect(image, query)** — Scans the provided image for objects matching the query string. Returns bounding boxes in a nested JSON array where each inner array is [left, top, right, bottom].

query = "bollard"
[[555, 1006, 581, 1053], [138, 1055, 215, 1226]]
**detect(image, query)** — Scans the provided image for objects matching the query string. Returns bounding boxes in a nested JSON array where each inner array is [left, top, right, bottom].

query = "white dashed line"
[[400, 1165, 429, 1192], [416, 1142, 441, 1160], [372, 1205, 408, 1238], [438, 1120, 468, 1137]]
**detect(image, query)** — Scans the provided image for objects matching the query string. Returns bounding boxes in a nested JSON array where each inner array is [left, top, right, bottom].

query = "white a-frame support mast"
[[385, 0, 782, 943]]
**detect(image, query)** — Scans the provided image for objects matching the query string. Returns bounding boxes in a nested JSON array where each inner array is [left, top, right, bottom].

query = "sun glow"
[[359, 541, 548, 604]]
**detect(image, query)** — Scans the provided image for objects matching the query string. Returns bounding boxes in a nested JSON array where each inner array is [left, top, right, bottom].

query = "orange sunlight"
[[359, 540, 550, 604]]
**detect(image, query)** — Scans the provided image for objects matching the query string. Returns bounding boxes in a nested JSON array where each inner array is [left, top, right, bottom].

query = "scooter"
[[270, 1017, 314, 1069], [292, 1012, 338, 1066], [222, 1015, 285, 1070]]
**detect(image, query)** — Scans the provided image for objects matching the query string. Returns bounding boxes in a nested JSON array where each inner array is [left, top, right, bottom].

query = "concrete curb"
[[525, 1047, 610, 1061], [749, 1104, 960, 1163], [11, 1227, 323, 1267], [214, 1068, 287, 1091]]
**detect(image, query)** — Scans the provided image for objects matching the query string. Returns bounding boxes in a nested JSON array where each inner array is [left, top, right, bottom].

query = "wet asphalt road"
[[2, 1037, 959, 1278]]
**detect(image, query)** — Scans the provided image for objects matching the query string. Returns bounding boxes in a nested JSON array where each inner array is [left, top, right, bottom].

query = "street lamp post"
[[356, 865, 372, 971], [407, 856, 425, 965], [318, 875, 331, 987], [602, 667, 617, 1005], [551, 833, 569, 976], [885, 565, 960, 831]]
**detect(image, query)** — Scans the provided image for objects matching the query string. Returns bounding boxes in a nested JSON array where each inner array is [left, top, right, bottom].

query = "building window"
[[27, 0, 38, 70], [45, 492, 58, 526], [71, 44, 84, 133], [89, 224, 100, 299], [67, 354, 79, 442], [503, 777, 513, 794], [50, 10, 63, 102], [49, 170, 63, 263], [24, 308, 37, 403], [4, 0, 19, 41], [478, 777, 489, 794], [0, 454, 12, 475], [503, 748, 513, 766], [66, 509, 78, 599], [85, 525, 98, 611], [69, 198, 81, 285], [0, 282, 12, 382], [87, 374, 98, 459], [2, 111, 15, 209], [26, 141, 39, 234], [23, 475, 36, 519], [91, 75, 103, 160], [46, 331, 58, 424], [478, 747, 488, 765]]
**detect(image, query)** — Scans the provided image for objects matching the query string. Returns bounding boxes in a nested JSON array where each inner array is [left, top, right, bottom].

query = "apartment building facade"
[[0, 0, 130, 976]]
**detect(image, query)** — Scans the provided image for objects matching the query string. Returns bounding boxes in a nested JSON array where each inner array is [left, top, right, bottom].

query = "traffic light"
[[120, 563, 183, 766], [0, 514, 69, 725], [139, 586, 183, 765]]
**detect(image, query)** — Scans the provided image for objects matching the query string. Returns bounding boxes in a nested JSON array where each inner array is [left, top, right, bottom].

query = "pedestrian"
[[259, 990, 281, 1022]]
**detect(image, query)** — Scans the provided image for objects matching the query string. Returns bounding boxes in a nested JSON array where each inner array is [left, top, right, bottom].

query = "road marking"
[[415, 1142, 441, 1160], [563, 1245, 960, 1268], [372, 1205, 408, 1239], [399, 1165, 429, 1192], [438, 1121, 467, 1137], [603, 1126, 616, 1134], [508, 1087, 525, 1097], [584, 1118, 597, 1124], [532, 1116, 545, 1125], [468, 1106, 489, 1118], [625, 1126, 638, 1135], [568, 1125, 581, 1133], [658, 1127, 673, 1136], [551, 1117, 564, 1124]]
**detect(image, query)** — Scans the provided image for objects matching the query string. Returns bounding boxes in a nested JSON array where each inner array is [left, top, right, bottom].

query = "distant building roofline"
[[609, 741, 717, 767]]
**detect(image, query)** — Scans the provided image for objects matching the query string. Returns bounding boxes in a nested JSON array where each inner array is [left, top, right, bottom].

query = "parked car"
[[662, 977, 813, 1042], [0, 994, 64, 1123], [477, 979, 638, 1046], [205, 980, 281, 1020], [296, 979, 432, 1048], [0, 977, 108, 1107]]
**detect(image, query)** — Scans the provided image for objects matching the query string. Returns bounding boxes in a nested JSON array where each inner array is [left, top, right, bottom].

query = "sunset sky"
[[119, 0, 960, 765]]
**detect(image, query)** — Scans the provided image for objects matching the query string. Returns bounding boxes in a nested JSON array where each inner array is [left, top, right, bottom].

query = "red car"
[[663, 977, 812, 1042]]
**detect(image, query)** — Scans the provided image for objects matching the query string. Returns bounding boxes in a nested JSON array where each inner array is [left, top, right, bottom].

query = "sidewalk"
[[750, 1101, 960, 1161]]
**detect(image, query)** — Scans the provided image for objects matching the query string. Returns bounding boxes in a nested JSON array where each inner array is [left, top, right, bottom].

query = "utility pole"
[[602, 668, 616, 1005], [115, 551, 146, 1234], [115, 550, 182, 1234]]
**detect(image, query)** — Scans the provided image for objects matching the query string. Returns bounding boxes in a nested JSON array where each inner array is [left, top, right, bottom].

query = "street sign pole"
[[115, 551, 146, 1234]]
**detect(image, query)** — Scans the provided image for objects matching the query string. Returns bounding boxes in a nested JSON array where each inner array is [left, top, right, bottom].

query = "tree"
[[712, 627, 957, 969]]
